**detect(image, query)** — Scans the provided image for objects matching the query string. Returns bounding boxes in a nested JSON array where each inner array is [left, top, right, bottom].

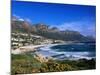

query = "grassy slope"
[[11, 53, 96, 75]]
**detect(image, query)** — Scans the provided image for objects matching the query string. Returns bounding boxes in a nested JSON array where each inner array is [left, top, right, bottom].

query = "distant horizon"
[[12, 0, 96, 37]]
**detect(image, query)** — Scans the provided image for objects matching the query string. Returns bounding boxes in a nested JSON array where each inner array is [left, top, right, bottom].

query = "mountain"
[[12, 20, 31, 32], [11, 16, 95, 42]]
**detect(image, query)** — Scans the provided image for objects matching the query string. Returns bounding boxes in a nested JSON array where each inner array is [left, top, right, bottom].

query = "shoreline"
[[11, 42, 88, 54], [11, 43, 95, 61], [11, 43, 63, 54]]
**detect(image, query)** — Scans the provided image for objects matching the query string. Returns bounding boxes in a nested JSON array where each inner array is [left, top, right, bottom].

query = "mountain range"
[[11, 16, 95, 42]]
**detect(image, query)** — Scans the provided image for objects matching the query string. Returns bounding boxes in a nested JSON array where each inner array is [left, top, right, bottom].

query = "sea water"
[[35, 43, 96, 60]]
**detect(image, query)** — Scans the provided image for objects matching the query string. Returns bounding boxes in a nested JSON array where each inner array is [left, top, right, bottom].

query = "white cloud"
[[13, 14, 20, 19], [18, 18, 24, 21], [54, 20, 96, 36], [25, 18, 31, 23], [12, 14, 32, 23], [12, 14, 24, 21]]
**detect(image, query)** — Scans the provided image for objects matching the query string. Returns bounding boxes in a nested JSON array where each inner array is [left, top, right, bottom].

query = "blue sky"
[[11, 1, 96, 37]]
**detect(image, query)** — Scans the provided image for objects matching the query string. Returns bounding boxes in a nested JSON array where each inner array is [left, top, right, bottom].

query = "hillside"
[[11, 16, 95, 42]]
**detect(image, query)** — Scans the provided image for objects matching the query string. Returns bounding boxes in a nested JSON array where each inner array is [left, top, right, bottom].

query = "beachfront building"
[[11, 32, 54, 50], [53, 40, 65, 43]]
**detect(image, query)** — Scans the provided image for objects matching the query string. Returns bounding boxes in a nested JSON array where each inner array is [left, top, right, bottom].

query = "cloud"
[[12, 14, 24, 21], [25, 18, 32, 23], [54, 20, 96, 37], [18, 18, 24, 21], [13, 14, 20, 19], [12, 14, 31, 22]]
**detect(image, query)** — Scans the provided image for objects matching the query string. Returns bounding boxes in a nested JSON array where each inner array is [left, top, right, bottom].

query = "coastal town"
[[11, 32, 65, 54], [11, 31, 66, 63]]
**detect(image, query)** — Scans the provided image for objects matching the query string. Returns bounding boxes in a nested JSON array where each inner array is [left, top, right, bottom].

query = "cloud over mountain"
[[55, 20, 95, 37]]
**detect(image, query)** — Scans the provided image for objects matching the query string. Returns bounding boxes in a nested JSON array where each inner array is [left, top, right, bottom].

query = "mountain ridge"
[[11, 16, 95, 42]]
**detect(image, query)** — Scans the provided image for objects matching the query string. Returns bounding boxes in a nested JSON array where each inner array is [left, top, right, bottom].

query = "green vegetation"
[[11, 53, 96, 75], [55, 59, 96, 70], [11, 54, 42, 74]]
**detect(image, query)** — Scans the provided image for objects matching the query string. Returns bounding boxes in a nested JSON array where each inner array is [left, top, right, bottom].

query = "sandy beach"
[[11, 45, 46, 54], [11, 43, 61, 54]]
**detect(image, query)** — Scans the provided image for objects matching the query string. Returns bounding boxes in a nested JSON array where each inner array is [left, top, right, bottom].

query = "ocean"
[[35, 43, 96, 60]]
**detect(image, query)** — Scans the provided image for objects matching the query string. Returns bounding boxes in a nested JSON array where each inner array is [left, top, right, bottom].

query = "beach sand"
[[11, 43, 61, 54], [11, 45, 46, 54]]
